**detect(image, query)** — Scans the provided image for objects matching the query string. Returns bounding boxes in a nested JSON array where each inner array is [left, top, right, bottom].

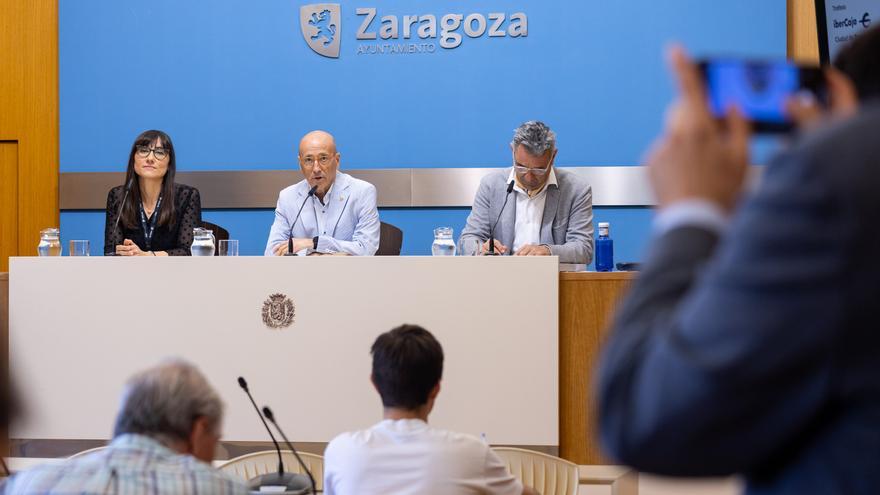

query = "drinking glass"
[[219, 239, 239, 256], [69, 240, 90, 256], [457, 237, 483, 256]]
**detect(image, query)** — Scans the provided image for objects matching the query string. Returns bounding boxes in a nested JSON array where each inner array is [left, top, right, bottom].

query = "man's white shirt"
[[508, 168, 558, 254], [323, 419, 523, 495]]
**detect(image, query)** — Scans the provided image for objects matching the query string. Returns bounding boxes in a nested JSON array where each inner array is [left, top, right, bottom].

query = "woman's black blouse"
[[104, 183, 202, 256]]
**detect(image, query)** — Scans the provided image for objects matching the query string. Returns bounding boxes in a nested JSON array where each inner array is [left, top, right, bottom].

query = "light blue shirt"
[[264, 172, 380, 256], [2, 434, 249, 495]]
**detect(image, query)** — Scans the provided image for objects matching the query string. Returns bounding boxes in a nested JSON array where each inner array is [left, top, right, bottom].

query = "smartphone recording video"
[[698, 58, 827, 133]]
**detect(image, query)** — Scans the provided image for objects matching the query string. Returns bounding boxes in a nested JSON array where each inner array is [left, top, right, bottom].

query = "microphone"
[[238, 377, 310, 494], [111, 177, 135, 255], [285, 185, 319, 256], [263, 406, 317, 495], [487, 180, 515, 255], [114, 176, 135, 233]]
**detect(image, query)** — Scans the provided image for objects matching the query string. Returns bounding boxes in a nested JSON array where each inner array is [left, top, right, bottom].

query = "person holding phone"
[[597, 33, 880, 495], [104, 130, 202, 256]]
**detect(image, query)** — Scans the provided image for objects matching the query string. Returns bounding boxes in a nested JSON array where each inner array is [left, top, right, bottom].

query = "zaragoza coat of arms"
[[262, 293, 295, 329]]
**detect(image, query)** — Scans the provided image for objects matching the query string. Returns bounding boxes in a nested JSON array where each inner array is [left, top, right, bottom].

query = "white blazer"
[[264, 172, 380, 256]]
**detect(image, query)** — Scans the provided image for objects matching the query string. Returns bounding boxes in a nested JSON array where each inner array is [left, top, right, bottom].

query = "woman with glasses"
[[103, 130, 203, 256]]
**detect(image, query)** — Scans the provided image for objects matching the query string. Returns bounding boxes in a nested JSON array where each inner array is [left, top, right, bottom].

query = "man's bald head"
[[299, 130, 337, 156], [297, 130, 341, 199]]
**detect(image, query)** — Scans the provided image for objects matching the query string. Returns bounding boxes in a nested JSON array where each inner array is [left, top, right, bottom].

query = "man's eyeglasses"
[[301, 155, 335, 168], [136, 146, 168, 160], [512, 151, 554, 176], [513, 161, 553, 176]]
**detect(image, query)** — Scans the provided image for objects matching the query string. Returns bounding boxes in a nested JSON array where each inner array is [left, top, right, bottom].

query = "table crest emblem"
[[262, 293, 295, 329]]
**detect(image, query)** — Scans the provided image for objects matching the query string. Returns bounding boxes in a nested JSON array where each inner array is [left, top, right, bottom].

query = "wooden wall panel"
[[0, 272, 6, 457], [0, 0, 58, 267], [0, 144, 19, 272], [559, 273, 634, 465], [789, 0, 821, 63]]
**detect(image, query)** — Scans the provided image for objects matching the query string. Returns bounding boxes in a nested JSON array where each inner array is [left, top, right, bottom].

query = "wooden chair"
[[493, 447, 579, 495]]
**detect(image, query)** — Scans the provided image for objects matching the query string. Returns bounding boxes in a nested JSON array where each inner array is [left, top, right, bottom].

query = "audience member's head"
[[370, 324, 444, 415], [833, 25, 880, 103], [790, 25, 880, 127], [112, 359, 223, 462]]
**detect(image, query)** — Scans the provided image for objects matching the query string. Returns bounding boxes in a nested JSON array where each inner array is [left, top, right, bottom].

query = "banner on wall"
[[300, 3, 528, 57]]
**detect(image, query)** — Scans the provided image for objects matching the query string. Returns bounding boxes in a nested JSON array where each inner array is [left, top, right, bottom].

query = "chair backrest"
[[493, 447, 579, 495], [376, 221, 403, 256], [218, 450, 324, 491], [68, 446, 107, 459], [199, 220, 229, 256]]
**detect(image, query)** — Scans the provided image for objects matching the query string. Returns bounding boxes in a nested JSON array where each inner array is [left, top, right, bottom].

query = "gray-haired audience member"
[[460, 120, 594, 263], [3, 359, 248, 494], [323, 324, 538, 495]]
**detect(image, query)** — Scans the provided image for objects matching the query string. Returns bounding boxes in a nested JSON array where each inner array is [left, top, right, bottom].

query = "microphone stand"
[[237, 378, 311, 494], [285, 185, 319, 256], [263, 406, 317, 495], [111, 177, 135, 256], [487, 180, 515, 256]]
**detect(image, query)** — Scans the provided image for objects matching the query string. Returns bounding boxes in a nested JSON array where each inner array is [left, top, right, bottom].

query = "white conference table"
[[9, 256, 558, 449]]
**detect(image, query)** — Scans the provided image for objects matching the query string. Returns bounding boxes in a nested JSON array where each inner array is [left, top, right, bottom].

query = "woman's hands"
[[116, 239, 150, 256]]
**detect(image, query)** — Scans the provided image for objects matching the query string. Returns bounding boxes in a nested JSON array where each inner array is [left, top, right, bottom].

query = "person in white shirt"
[[323, 324, 538, 495], [459, 121, 594, 264]]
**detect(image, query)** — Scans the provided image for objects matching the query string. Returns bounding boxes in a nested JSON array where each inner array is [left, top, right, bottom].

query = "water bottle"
[[431, 227, 456, 256], [595, 222, 613, 272]]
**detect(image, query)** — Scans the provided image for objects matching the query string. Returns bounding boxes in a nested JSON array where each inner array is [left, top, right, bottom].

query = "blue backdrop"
[[59, 0, 786, 262]]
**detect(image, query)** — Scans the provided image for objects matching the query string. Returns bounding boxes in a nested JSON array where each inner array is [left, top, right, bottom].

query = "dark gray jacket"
[[598, 104, 880, 494]]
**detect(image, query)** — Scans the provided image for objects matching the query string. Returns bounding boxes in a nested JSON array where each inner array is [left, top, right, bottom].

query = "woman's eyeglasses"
[[136, 146, 168, 160]]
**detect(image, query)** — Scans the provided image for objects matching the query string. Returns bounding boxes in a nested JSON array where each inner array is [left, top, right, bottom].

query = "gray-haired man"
[[4, 360, 249, 494], [460, 121, 594, 263]]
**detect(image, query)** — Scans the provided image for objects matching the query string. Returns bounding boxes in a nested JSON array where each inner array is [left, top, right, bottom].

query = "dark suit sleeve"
[[104, 187, 123, 256], [598, 146, 854, 476], [165, 187, 202, 256]]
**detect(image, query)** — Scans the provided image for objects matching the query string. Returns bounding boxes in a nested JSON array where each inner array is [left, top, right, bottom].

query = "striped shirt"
[[2, 434, 249, 495]]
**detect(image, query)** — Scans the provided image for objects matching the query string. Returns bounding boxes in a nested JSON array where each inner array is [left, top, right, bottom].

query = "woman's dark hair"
[[119, 130, 177, 229], [833, 25, 880, 102], [371, 324, 444, 410]]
